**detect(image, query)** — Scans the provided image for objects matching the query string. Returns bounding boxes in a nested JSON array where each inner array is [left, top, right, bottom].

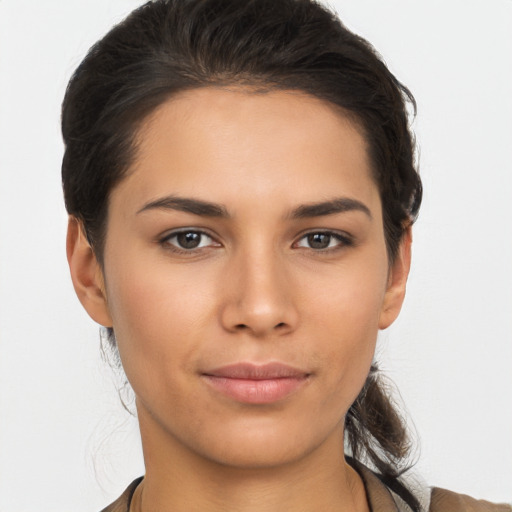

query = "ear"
[[66, 217, 113, 327], [378, 226, 412, 330]]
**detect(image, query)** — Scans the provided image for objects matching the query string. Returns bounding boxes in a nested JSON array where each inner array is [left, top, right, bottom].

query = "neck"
[[136, 411, 369, 512]]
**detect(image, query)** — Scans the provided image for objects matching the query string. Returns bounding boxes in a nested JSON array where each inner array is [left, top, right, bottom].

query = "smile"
[[202, 362, 310, 404]]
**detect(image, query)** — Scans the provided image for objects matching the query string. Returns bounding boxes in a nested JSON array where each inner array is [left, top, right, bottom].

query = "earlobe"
[[378, 226, 412, 330], [66, 217, 113, 327]]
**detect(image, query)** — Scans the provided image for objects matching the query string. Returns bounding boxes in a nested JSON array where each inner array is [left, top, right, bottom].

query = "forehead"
[[114, 87, 379, 215]]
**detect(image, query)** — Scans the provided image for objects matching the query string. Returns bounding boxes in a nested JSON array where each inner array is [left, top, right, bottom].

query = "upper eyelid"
[[159, 227, 218, 241], [294, 228, 353, 241]]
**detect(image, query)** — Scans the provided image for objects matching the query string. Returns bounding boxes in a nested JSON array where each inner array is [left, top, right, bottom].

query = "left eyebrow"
[[290, 197, 372, 219]]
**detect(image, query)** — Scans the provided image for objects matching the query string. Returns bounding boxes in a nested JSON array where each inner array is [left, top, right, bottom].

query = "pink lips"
[[202, 363, 309, 404]]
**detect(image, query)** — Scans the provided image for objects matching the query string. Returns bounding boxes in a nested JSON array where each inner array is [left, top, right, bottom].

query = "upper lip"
[[203, 362, 309, 380]]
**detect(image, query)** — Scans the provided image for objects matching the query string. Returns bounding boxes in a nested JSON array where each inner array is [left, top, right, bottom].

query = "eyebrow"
[[290, 197, 372, 219], [137, 195, 371, 220], [137, 196, 229, 217]]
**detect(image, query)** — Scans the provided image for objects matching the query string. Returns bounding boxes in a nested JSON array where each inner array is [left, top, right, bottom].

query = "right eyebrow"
[[136, 196, 229, 217]]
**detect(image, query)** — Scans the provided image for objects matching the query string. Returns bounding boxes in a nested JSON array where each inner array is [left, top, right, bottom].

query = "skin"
[[67, 88, 411, 512]]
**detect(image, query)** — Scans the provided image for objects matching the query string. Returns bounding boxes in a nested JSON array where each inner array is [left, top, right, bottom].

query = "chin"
[[185, 415, 343, 471], [199, 439, 317, 471]]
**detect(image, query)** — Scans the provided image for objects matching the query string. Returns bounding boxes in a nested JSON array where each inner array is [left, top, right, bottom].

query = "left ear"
[[378, 225, 412, 330]]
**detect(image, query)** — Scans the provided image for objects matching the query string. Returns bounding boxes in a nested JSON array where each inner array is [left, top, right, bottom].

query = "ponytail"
[[345, 364, 421, 511]]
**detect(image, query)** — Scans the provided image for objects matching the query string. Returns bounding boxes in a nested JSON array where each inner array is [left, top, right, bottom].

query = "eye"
[[294, 231, 352, 251], [161, 230, 218, 251]]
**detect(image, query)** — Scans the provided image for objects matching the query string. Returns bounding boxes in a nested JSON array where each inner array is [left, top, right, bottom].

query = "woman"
[[61, 0, 510, 511]]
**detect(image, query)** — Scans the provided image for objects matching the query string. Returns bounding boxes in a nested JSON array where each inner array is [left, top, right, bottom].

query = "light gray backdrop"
[[0, 0, 511, 510]]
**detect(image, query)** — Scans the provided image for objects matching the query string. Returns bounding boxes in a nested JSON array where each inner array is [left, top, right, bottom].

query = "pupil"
[[308, 233, 330, 249], [177, 232, 201, 249]]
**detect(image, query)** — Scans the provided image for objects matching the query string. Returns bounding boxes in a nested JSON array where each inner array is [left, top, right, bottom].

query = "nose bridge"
[[221, 239, 297, 336]]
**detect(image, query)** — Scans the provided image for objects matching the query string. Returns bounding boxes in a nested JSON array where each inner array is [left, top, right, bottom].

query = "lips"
[[202, 363, 310, 404]]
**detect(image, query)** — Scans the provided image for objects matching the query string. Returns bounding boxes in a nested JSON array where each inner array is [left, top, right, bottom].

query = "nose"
[[220, 248, 299, 337]]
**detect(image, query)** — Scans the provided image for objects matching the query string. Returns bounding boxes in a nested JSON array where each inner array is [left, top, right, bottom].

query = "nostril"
[[234, 322, 287, 332]]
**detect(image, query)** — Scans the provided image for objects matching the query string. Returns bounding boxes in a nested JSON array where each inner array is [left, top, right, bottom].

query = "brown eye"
[[306, 233, 332, 249], [295, 231, 352, 251], [176, 232, 202, 249], [162, 230, 217, 251]]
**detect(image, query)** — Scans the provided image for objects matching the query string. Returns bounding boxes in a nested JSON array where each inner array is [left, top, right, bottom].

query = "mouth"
[[201, 362, 310, 404]]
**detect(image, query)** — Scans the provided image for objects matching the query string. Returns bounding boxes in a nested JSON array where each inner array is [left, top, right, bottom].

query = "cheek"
[[303, 253, 388, 401], [307, 252, 388, 342], [102, 250, 220, 392]]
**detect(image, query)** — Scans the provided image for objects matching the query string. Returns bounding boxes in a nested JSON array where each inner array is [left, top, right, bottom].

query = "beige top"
[[100, 465, 511, 512]]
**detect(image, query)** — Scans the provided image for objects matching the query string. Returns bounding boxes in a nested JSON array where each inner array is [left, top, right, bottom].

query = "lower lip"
[[202, 376, 308, 404]]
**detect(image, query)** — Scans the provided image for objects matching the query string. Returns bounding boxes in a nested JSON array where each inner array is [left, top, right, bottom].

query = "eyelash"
[[159, 229, 354, 254]]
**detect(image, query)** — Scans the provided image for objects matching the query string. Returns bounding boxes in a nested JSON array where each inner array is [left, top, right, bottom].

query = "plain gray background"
[[0, 0, 511, 510]]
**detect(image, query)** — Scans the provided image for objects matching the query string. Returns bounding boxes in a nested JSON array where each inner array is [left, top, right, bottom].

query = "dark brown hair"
[[62, 0, 422, 508]]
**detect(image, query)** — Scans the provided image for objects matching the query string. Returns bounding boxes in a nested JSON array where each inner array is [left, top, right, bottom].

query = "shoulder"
[[100, 477, 143, 512], [351, 458, 510, 512], [430, 487, 512, 512]]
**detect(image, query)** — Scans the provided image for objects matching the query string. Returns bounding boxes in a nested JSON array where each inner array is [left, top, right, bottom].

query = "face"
[[69, 88, 410, 470]]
